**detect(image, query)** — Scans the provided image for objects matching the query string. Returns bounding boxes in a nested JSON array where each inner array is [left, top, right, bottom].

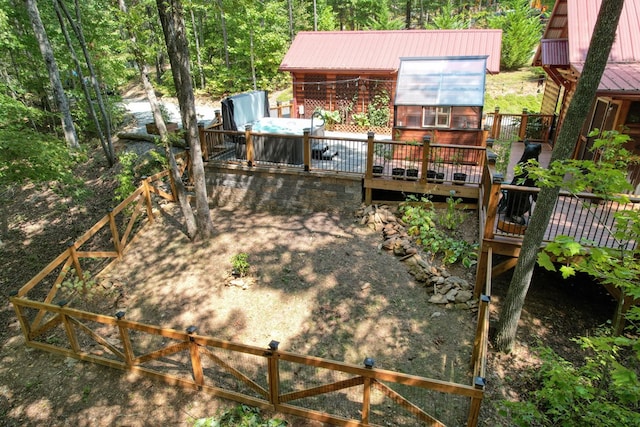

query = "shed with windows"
[[393, 56, 488, 146]]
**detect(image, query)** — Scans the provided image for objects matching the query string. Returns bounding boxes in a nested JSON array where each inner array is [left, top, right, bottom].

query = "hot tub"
[[235, 117, 325, 165]]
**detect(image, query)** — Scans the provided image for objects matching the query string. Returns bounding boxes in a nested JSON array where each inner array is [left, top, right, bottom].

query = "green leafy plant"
[[351, 112, 370, 127], [439, 190, 466, 230], [367, 90, 390, 127], [400, 195, 477, 267], [317, 109, 341, 126], [194, 404, 287, 427], [499, 336, 640, 427], [56, 268, 98, 301], [231, 253, 250, 277]]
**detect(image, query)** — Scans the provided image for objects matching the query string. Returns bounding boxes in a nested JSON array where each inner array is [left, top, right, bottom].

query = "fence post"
[[276, 101, 282, 118], [68, 242, 83, 280], [198, 123, 207, 160], [266, 340, 281, 405], [466, 377, 486, 427], [365, 132, 375, 204], [303, 129, 311, 171], [362, 357, 374, 424], [245, 125, 254, 167], [475, 173, 502, 297], [142, 178, 155, 222], [61, 311, 80, 353], [115, 311, 134, 365], [420, 135, 431, 184], [519, 108, 529, 141], [491, 107, 501, 140], [187, 326, 204, 386], [108, 208, 122, 258]]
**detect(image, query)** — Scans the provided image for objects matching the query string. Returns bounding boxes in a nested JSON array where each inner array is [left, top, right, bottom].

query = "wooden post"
[[365, 132, 375, 205], [491, 107, 501, 140], [362, 378, 372, 424], [266, 341, 280, 405], [62, 313, 80, 353], [276, 101, 282, 118], [68, 243, 83, 280], [420, 135, 431, 184], [475, 173, 502, 297], [142, 178, 154, 223], [11, 299, 32, 342], [519, 108, 529, 141], [303, 128, 311, 172], [115, 311, 134, 365], [365, 132, 375, 180], [198, 123, 207, 160], [187, 326, 204, 386], [108, 209, 122, 258], [466, 377, 486, 427], [362, 357, 374, 424], [245, 125, 254, 167]]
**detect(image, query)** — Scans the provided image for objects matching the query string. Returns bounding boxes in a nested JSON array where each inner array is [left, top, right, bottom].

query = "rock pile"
[[356, 204, 478, 311]]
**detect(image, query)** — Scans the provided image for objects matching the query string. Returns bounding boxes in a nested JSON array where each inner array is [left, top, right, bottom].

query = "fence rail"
[[10, 159, 488, 426], [11, 296, 484, 426]]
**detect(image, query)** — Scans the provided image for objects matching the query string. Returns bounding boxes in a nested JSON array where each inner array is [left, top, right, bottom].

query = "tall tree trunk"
[[287, 0, 294, 41], [53, 0, 113, 167], [249, 28, 256, 91], [118, 0, 198, 239], [313, 0, 317, 31], [156, 0, 215, 240], [215, 0, 229, 68], [405, 0, 411, 29], [494, 0, 626, 353], [24, 0, 79, 150], [189, 6, 205, 89], [69, 0, 115, 164]]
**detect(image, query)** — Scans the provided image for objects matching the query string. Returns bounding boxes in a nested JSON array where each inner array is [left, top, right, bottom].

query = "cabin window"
[[423, 107, 450, 127]]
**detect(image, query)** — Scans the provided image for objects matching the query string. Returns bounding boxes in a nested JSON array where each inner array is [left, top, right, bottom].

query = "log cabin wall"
[[290, 72, 397, 126]]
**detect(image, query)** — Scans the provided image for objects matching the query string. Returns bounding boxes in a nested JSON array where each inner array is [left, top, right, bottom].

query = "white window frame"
[[422, 106, 451, 128]]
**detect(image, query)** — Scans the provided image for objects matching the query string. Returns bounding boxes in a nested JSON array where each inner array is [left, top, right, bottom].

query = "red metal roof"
[[540, 39, 570, 66], [573, 62, 640, 95], [568, 0, 640, 64], [279, 30, 502, 74], [534, 0, 640, 94]]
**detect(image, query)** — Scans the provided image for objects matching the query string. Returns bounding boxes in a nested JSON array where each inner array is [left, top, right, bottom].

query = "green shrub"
[[499, 337, 640, 427], [400, 195, 477, 267], [231, 252, 250, 277]]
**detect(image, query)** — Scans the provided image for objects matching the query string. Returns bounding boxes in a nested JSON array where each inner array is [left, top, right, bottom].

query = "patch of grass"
[[194, 404, 287, 427], [485, 68, 545, 113]]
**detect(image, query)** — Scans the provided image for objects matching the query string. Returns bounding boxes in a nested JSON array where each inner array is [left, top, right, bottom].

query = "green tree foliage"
[[489, 0, 543, 70], [498, 132, 640, 425], [0, 91, 79, 185]]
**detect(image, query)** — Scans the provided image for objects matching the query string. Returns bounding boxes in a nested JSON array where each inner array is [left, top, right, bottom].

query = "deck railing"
[[485, 108, 556, 145]]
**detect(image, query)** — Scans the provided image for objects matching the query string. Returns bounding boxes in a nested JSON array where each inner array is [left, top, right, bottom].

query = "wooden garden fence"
[[9, 156, 489, 426]]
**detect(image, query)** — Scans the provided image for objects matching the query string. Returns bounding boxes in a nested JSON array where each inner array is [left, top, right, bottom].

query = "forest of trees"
[[2, 0, 550, 116], [1, 0, 550, 185]]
